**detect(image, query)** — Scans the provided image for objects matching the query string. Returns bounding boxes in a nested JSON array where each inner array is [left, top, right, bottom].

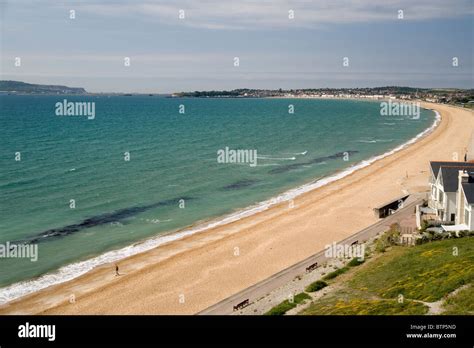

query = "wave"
[[144, 218, 172, 224], [257, 151, 307, 162], [284, 151, 308, 156], [356, 139, 394, 143], [257, 155, 296, 160], [268, 150, 358, 174], [0, 110, 441, 305]]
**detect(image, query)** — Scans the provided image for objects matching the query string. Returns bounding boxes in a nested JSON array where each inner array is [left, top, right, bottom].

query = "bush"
[[386, 224, 401, 243], [323, 267, 349, 280], [265, 301, 295, 315], [431, 232, 443, 241], [416, 236, 427, 245], [305, 280, 328, 292], [264, 292, 311, 315], [348, 258, 365, 267], [294, 292, 312, 303], [375, 239, 387, 253], [420, 220, 430, 232], [376, 224, 401, 252]]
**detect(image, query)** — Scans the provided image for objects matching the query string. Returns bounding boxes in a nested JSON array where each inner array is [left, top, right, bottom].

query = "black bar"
[[0, 315, 471, 347]]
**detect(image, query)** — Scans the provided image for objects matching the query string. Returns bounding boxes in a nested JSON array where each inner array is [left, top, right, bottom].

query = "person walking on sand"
[[115, 264, 120, 276]]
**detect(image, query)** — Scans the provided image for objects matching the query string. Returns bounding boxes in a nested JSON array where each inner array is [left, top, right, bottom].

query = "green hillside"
[[300, 237, 473, 315], [0, 80, 86, 94]]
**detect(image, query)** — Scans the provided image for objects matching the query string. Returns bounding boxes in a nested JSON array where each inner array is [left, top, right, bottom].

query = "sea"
[[0, 95, 437, 303]]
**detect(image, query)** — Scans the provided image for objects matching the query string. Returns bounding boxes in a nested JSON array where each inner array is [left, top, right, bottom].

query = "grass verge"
[[265, 292, 311, 315]]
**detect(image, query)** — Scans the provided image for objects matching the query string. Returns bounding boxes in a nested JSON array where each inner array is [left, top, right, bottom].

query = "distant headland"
[[0, 80, 87, 95]]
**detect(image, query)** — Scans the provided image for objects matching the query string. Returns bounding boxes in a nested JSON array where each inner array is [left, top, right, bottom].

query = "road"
[[198, 196, 424, 315]]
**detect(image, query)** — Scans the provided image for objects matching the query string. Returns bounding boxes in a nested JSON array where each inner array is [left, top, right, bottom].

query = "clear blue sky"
[[1, 0, 473, 93]]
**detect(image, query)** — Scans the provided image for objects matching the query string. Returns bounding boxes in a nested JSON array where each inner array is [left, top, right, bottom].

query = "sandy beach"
[[1, 102, 472, 315]]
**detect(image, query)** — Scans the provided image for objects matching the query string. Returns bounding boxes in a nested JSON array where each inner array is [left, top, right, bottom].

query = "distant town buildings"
[[175, 87, 473, 107]]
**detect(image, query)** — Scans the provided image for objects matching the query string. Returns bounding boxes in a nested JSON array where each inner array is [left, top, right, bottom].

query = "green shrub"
[[348, 258, 365, 267], [376, 224, 401, 252], [305, 280, 328, 292], [375, 239, 387, 253], [265, 301, 295, 315], [323, 267, 349, 280], [264, 292, 311, 315], [293, 292, 311, 303], [420, 220, 430, 232]]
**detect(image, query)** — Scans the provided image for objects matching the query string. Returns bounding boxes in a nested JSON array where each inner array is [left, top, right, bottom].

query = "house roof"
[[461, 175, 474, 204], [439, 166, 474, 192], [430, 161, 474, 179]]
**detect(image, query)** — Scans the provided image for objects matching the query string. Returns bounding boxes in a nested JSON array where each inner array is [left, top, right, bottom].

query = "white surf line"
[[0, 109, 441, 305], [282, 151, 308, 155], [257, 156, 296, 160]]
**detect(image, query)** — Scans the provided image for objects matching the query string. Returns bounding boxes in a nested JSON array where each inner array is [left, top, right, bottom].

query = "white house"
[[428, 161, 474, 222], [455, 170, 474, 231]]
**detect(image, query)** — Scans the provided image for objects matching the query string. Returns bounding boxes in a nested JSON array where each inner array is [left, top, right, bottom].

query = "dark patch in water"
[[222, 179, 259, 190], [268, 151, 359, 174], [14, 197, 194, 245]]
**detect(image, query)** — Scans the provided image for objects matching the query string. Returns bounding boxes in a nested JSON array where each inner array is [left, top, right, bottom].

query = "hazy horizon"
[[3, 79, 474, 95]]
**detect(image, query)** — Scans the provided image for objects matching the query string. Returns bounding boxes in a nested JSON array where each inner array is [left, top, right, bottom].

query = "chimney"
[[456, 170, 469, 224], [460, 170, 469, 184]]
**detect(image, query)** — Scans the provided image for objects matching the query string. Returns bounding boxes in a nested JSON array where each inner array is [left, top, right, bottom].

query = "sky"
[[0, 0, 473, 93]]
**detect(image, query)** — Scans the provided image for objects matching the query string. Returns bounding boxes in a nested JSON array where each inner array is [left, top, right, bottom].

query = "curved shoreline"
[[1, 102, 470, 315], [0, 108, 439, 305]]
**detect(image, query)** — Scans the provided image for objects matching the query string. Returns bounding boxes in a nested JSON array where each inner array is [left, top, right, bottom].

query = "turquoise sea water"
[[0, 96, 435, 296]]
